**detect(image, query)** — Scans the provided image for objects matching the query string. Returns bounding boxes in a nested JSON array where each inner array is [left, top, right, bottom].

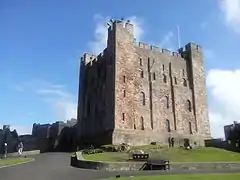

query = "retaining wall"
[[71, 156, 240, 171]]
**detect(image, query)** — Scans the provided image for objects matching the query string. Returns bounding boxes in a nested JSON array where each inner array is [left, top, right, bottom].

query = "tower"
[[77, 19, 211, 146], [184, 43, 211, 139]]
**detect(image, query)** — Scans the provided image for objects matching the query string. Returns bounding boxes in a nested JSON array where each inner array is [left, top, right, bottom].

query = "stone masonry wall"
[[111, 20, 210, 145]]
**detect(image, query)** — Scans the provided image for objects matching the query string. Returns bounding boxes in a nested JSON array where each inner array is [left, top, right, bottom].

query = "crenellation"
[[162, 48, 172, 55], [150, 45, 162, 52], [137, 42, 183, 58], [172, 52, 180, 57], [138, 42, 150, 49]]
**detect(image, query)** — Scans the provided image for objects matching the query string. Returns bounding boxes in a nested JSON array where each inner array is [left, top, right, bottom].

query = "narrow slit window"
[[122, 113, 125, 121], [140, 117, 144, 130], [140, 91, 146, 105], [163, 74, 167, 83], [166, 119, 170, 132], [153, 72, 156, 80]]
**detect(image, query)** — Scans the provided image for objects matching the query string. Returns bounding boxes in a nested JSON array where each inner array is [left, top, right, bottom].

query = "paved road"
[[0, 153, 240, 180]]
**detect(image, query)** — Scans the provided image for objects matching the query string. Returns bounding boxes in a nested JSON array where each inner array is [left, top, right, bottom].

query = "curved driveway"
[[1, 153, 240, 180]]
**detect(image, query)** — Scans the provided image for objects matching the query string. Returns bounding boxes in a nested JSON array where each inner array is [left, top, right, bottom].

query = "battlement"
[[135, 41, 202, 58], [82, 48, 108, 66], [108, 19, 134, 34], [136, 42, 182, 58]]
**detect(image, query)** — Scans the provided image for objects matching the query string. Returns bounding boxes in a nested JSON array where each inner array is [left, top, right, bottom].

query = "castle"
[[77, 19, 211, 146]]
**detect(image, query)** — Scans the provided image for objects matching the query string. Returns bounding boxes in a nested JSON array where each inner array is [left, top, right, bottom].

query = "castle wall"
[[110, 20, 209, 146], [78, 49, 115, 142]]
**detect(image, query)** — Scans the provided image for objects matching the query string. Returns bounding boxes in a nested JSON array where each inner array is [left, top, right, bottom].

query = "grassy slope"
[[106, 173, 240, 180], [83, 147, 240, 162], [0, 158, 34, 167]]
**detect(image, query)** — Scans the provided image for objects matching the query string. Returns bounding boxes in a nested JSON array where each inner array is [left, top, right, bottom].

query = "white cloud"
[[159, 31, 173, 47], [206, 69, 240, 138], [50, 99, 77, 121], [219, 0, 240, 33], [14, 79, 77, 123], [88, 15, 145, 55], [36, 89, 71, 98]]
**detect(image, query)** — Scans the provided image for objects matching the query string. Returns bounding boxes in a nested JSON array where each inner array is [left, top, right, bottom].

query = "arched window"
[[140, 117, 144, 130], [183, 78, 187, 87], [162, 64, 165, 71], [187, 100, 191, 112], [134, 124, 136, 130], [163, 74, 167, 83], [140, 58, 142, 66], [165, 95, 169, 109], [140, 70, 144, 78], [140, 92, 145, 105], [166, 119, 170, 132], [189, 122, 193, 134]]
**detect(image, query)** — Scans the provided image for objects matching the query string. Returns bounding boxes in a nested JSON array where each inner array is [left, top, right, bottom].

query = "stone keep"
[[77, 19, 211, 146]]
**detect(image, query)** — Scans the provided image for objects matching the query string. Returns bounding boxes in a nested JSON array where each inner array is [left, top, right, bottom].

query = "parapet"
[[82, 48, 108, 66], [108, 19, 134, 35], [185, 42, 202, 52], [136, 41, 182, 58], [135, 41, 202, 58]]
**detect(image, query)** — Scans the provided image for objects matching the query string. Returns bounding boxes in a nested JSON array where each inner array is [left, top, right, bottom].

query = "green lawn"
[[106, 173, 240, 180], [83, 147, 240, 162], [0, 158, 34, 167]]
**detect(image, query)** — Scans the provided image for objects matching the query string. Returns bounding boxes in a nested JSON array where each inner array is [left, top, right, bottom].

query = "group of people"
[[0, 141, 24, 159]]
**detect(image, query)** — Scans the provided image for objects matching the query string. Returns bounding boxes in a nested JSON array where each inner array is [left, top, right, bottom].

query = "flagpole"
[[177, 25, 181, 49]]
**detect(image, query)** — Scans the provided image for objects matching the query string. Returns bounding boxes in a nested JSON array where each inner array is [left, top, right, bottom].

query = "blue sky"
[[0, 0, 240, 137]]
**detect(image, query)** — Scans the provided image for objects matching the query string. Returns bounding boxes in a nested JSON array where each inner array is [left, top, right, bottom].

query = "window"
[[153, 72, 156, 80], [134, 124, 136, 130], [140, 91, 145, 106], [165, 95, 169, 109], [186, 100, 191, 112], [174, 77, 177, 84], [163, 74, 167, 83], [182, 69, 185, 76], [140, 58, 142, 66], [166, 119, 170, 132], [140, 70, 144, 78], [162, 64, 165, 71], [123, 90, 126, 97], [189, 122, 193, 134], [140, 116, 144, 130], [183, 78, 187, 87], [123, 76, 126, 83], [122, 113, 125, 121]]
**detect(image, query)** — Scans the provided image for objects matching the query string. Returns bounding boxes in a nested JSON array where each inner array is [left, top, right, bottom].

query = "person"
[[18, 142, 24, 156], [3, 142, 8, 158], [171, 137, 175, 147], [168, 137, 172, 147]]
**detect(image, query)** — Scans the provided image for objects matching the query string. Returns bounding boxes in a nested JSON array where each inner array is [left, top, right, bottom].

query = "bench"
[[146, 159, 170, 170], [132, 153, 149, 160]]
